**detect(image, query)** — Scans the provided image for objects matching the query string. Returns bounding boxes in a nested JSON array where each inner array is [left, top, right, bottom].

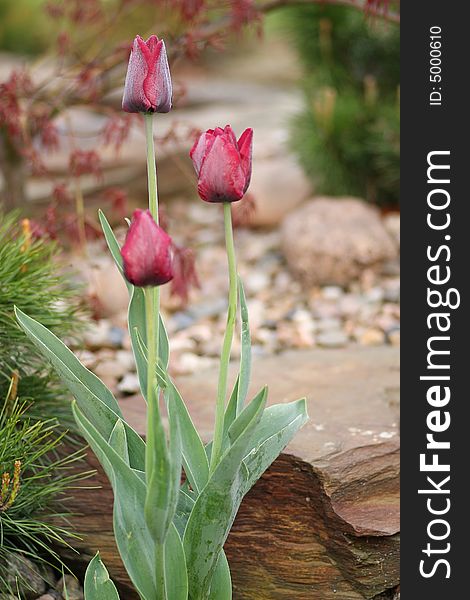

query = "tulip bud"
[[122, 35, 172, 114], [121, 210, 173, 287], [190, 125, 253, 203]]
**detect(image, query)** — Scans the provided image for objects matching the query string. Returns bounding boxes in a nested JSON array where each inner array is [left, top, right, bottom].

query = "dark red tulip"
[[190, 125, 253, 203], [121, 209, 173, 287], [122, 35, 172, 114]]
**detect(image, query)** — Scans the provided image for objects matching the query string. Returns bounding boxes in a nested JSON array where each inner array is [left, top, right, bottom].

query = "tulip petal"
[[237, 128, 253, 193], [197, 135, 246, 203], [122, 38, 152, 113]]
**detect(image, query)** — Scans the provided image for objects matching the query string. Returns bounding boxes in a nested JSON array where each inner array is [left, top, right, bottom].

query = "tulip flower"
[[190, 125, 253, 203], [121, 209, 173, 286], [122, 35, 172, 114]]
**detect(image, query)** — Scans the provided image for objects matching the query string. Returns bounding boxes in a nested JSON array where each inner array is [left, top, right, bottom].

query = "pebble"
[[117, 373, 140, 395], [322, 286, 343, 301], [359, 328, 386, 346], [94, 359, 127, 382], [55, 575, 83, 600], [4, 554, 46, 599], [317, 330, 349, 348], [173, 352, 216, 375], [115, 349, 136, 372], [388, 328, 401, 346], [316, 318, 342, 333]]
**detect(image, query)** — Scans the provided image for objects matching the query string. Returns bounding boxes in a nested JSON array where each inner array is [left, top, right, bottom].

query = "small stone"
[[359, 328, 386, 346], [84, 319, 111, 349], [37, 595, 58, 600], [115, 350, 136, 372], [108, 326, 125, 347], [43, 591, 63, 600], [172, 311, 196, 331], [365, 287, 385, 304], [55, 575, 83, 600], [338, 294, 362, 316], [317, 330, 348, 348], [173, 352, 215, 375], [388, 328, 401, 346], [95, 359, 127, 381], [316, 318, 342, 332], [4, 554, 46, 599], [244, 271, 270, 295], [322, 286, 343, 301], [117, 373, 140, 395]]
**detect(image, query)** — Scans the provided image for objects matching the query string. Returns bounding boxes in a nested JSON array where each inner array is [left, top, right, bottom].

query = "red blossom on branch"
[[170, 244, 200, 305], [69, 150, 103, 179]]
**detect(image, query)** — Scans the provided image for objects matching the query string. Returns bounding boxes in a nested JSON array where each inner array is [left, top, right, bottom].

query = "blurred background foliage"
[[277, 3, 399, 205]]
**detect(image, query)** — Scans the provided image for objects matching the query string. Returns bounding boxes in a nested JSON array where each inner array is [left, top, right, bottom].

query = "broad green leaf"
[[174, 488, 195, 538], [165, 379, 209, 495], [164, 525, 189, 600], [15, 308, 145, 472], [72, 402, 157, 600], [243, 399, 308, 491], [236, 278, 251, 414], [84, 553, 120, 600], [228, 386, 267, 445], [183, 387, 267, 598], [166, 395, 183, 534], [223, 376, 239, 444], [144, 398, 172, 545], [108, 419, 129, 466], [208, 551, 232, 600]]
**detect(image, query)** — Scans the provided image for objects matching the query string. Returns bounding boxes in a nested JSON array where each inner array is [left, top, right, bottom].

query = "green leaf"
[[164, 525, 189, 600], [183, 387, 267, 598], [108, 419, 129, 466], [72, 402, 157, 600], [208, 551, 232, 600], [243, 399, 308, 491], [237, 277, 251, 414], [165, 379, 209, 496], [84, 553, 120, 600], [228, 386, 267, 445], [15, 308, 145, 471], [223, 376, 239, 444]]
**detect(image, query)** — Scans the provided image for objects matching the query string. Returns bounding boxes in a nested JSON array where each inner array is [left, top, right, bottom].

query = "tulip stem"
[[210, 202, 238, 474], [144, 114, 159, 223], [144, 113, 161, 388], [144, 114, 166, 598]]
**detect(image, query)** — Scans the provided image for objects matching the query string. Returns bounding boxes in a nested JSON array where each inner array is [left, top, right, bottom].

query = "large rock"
[[64, 346, 399, 600], [281, 197, 398, 287]]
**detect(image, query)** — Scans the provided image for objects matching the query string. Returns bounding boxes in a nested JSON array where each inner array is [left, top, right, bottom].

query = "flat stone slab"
[[66, 347, 399, 599]]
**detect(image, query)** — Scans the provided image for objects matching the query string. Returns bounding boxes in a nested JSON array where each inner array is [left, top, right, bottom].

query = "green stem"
[[210, 203, 238, 474], [145, 113, 159, 223], [144, 113, 165, 598], [144, 113, 160, 382]]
